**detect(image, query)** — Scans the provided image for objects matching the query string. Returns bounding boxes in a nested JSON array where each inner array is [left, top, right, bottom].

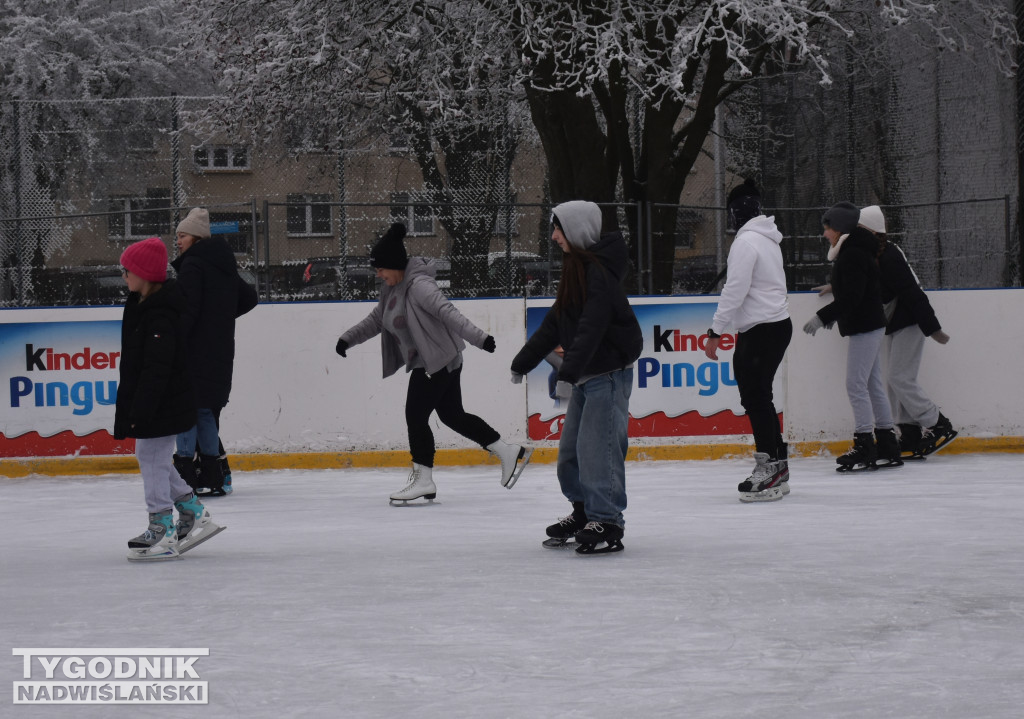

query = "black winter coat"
[[171, 238, 258, 408], [817, 227, 886, 337], [511, 231, 643, 384], [878, 241, 941, 336], [114, 281, 196, 440]]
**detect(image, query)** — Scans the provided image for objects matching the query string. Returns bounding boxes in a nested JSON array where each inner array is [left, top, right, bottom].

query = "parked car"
[[483, 252, 560, 297], [294, 256, 378, 301], [673, 254, 721, 294], [32, 265, 127, 306]]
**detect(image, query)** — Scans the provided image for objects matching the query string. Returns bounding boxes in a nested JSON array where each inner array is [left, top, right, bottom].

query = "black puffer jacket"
[[171, 238, 258, 408], [114, 281, 196, 440], [511, 231, 643, 383], [816, 227, 886, 337], [879, 241, 941, 336]]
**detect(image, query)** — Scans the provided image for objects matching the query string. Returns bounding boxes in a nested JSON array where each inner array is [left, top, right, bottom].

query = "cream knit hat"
[[175, 207, 211, 239]]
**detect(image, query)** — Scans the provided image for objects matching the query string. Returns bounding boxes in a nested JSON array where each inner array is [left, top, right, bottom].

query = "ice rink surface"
[[2, 452, 1023, 719]]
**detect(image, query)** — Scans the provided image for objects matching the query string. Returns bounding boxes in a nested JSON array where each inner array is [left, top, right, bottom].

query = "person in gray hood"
[[336, 223, 532, 504], [511, 201, 643, 554]]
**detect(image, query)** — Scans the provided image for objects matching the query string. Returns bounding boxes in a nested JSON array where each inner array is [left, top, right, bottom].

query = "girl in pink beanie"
[[115, 237, 224, 560]]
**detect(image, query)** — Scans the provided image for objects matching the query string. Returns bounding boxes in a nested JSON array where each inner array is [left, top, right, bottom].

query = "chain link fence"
[[0, 195, 1016, 307]]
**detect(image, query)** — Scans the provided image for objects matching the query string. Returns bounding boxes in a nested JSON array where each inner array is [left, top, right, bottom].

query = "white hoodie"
[[710, 215, 790, 335]]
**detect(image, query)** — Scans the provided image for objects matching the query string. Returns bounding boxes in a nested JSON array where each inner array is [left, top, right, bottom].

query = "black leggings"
[[405, 366, 500, 467], [733, 318, 792, 458]]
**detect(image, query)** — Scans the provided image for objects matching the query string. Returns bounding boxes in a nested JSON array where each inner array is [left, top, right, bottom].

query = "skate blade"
[[575, 540, 624, 555], [502, 447, 534, 489], [739, 487, 784, 503], [126, 547, 181, 562], [875, 459, 904, 469], [177, 523, 226, 555], [836, 464, 878, 473], [542, 537, 576, 549], [389, 497, 439, 507], [921, 431, 958, 456]]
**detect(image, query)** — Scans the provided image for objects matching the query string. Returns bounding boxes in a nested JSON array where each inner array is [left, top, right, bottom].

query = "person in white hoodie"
[[704, 179, 792, 502]]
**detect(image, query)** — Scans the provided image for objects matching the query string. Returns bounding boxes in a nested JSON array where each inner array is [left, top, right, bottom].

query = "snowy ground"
[[2, 453, 1023, 719]]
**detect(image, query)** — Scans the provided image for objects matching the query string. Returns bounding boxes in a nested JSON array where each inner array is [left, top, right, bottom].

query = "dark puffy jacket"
[[114, 280, 196, 439], [171, 238, 258, 408], [816, 227, 886, 337], [879, 241, 941, 336], [511, 231, 643, 383]]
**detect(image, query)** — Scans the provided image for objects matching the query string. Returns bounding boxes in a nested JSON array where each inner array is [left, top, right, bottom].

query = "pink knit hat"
[[120, 237, 168, 282]]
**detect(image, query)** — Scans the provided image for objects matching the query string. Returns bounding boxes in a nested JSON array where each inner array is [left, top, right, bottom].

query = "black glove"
[[335, 338, 348, 357], [482, 335, 496, 353]]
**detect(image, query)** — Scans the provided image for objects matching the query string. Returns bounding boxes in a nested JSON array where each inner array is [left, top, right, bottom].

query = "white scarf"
[[827, 233, 849, 262]]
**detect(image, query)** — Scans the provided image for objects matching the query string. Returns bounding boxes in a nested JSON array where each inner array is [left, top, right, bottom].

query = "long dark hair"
[[553, 245, 596, 314]]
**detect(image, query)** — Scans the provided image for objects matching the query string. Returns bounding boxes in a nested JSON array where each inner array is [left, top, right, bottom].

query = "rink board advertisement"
[[524, 299, 776, 440], [0, 320, 129, 457]]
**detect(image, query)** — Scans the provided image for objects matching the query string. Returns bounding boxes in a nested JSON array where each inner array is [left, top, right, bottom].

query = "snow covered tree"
[[190, 0, 1016, 293], [487, 0, 1017, 291], [190, 0, 524, 291]]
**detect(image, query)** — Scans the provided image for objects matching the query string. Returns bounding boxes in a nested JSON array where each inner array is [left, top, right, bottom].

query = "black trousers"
[[405, 365, 500, 467], [733, 318, 793, 458]]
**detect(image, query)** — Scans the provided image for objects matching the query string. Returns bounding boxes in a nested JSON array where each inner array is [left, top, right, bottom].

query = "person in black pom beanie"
[[705, 179, 793, 502], [337, 222, 533, 504]]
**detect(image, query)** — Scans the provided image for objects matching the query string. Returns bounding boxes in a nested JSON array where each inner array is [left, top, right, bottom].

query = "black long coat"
[[114, 280, 196, 440], [171, 238, 258, 409], [816, 227, 886, 337], [511, 231, 643, 383]]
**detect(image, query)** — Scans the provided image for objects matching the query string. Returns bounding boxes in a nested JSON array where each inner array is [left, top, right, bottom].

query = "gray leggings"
[[846, 328, 894, 434], [136, 435, 192, 514]]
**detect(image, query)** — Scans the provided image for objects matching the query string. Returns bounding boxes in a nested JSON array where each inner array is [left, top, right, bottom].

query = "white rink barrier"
[[1, 288, 1022, 457]]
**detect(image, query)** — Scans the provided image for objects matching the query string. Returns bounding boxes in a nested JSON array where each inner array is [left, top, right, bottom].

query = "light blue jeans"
[[556, 368, 633, 527], [175, 407, 220, 458]]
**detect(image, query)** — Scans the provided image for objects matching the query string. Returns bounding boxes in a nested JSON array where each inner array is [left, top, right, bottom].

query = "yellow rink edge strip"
[[1, 436, 1021, 478]]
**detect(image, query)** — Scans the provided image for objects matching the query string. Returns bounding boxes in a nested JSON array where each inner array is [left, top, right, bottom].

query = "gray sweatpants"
[[884, 325, 940, 428], [136, 435, 192, 514], [846, 328, 894, 434]]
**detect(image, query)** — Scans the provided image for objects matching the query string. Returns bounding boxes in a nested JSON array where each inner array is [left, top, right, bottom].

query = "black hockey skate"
[[573, 521, 624, 555], [836, 432, 878, 473], [542, 502, 586, 548], [874, 427, 904, 469], [897, 423, 926, 460], [918, 414, 958, 456]]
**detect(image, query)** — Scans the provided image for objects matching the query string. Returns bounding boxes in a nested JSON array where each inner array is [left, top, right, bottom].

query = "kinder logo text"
[[639, 325, 737, 396], [9, 343, 120, 416], [12, 648, 208, 705]]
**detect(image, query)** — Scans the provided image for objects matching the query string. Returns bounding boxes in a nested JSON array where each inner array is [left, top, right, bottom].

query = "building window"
[[287, 194, 333, 237], [390, 192, 434, 236], [209, 211, 256, 254], [193, 144, 250, 171], [108, 188, 171, 239]]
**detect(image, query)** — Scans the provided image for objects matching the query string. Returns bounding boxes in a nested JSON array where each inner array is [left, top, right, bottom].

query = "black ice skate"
[[573, 521, 624, 555], [897, 423, 926, 460], [874, 427, 904, 469], [542, 502, 587, 548], [918, 414, 958, 456], [836, 432, 878, 473]]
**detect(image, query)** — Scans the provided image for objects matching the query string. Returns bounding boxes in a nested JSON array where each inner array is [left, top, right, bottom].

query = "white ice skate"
[[486, 440, 533, 489], [390, 464, 438, 505], [126, 511, 180, 562]]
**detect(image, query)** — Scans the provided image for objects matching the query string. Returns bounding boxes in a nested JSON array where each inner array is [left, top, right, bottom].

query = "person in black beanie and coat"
[[171, 207, 258, 496], [336, 222, 532, 504], [804, 202, 900, 471]]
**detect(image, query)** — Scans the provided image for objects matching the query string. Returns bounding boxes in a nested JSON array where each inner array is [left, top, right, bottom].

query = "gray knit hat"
[[175, 207, 211, 239], [822, 202, 859, 235]]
